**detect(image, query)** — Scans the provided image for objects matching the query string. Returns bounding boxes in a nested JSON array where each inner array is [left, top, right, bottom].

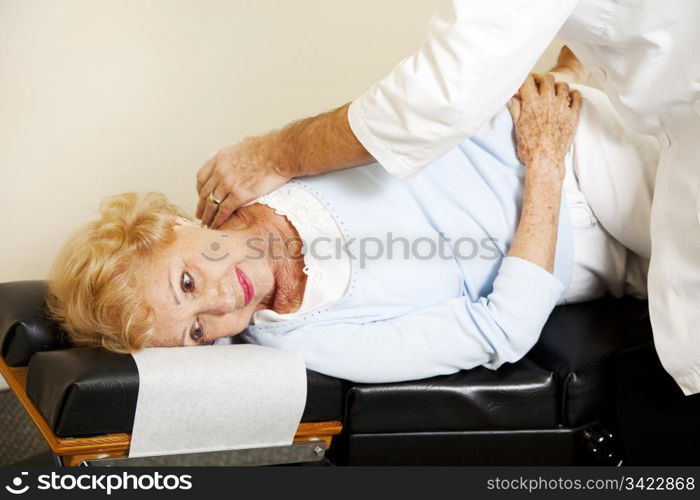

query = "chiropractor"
[[196, 0, 700, 396]]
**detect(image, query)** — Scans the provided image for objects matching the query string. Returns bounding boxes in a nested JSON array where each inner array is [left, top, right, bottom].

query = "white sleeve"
[[248, 257, 565, 383], [348, 0, 578, 179]]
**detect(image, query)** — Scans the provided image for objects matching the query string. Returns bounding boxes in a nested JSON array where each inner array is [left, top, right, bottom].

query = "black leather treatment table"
[[2, 280, 699, 466]]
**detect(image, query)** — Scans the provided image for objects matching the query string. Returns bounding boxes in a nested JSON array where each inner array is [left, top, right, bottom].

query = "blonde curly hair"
[[47, 192, 188, 353]]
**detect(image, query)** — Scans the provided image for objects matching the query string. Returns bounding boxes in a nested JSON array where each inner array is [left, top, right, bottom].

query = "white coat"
[[347, 0, 700, 395]]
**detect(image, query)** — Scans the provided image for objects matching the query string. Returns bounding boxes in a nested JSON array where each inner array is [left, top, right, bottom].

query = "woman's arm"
[[243, 256, 567, 383], [507, 47, 586, 272], [508, 161, 563, 273], [507, 73, 581, 273]]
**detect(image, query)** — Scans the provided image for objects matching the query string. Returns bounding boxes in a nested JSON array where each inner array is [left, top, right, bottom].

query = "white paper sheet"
[[128, 344, 307, 458]]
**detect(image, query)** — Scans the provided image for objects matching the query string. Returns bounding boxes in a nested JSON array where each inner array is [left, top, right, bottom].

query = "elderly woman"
[[47, 52, 657, 383]]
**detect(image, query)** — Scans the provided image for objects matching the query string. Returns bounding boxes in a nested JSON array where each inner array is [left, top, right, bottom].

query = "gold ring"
[[208, 192, 222, 205]]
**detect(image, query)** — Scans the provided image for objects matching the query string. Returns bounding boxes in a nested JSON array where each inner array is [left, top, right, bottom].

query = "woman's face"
[[139, 218, 274, 346]]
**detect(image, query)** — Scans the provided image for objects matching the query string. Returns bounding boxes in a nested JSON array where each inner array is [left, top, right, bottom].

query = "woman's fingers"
[[519, 74, 539, 100], [555, 82, 570, 97], [538, 73, 555, 97], [569, 89, 582, 113], [507, 96, 522, 122], [518, 73, 559, 102], [509, 72, 583, 170], [562, 90, 583, 152]]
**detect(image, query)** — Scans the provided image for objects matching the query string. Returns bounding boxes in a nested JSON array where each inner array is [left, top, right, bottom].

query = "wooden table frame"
[[0, 356, 342, 466]]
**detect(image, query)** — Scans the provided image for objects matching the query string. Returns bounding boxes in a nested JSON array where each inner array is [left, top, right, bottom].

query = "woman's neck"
[[222, 203, 307, 314]]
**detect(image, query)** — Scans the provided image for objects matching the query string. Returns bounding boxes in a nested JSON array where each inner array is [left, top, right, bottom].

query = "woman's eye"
[[190, 320, 203, 342], [180, 271, 195, 293]]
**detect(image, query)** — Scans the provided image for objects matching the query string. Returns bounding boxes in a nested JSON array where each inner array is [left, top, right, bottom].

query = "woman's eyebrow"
[[168, 268, 180, 306], [181, 326, 188, 347]]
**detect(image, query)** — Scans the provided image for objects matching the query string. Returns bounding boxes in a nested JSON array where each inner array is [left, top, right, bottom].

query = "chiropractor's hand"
[[196, 103, 372, 229], [196, 135, 292, 228], [507, 73, 582, 177]]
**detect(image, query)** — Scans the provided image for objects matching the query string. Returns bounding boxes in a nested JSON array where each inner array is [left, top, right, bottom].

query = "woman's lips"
[[235, 267, 254, 307]]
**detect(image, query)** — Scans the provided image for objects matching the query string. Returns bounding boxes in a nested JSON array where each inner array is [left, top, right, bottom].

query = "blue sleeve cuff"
[[498, 256, 566, 294], [487, 256, 566, 354]]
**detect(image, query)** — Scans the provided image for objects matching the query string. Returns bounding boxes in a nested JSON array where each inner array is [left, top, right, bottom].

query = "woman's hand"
[[506, 73, 582, 274], [507, 73, 582, 180]]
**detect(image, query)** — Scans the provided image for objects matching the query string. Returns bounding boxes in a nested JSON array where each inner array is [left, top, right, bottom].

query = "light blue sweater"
[[241, 108, 572, 383]]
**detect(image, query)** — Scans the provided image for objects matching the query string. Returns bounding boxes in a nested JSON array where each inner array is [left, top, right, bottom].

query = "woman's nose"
[[203, 283, 236, 314]]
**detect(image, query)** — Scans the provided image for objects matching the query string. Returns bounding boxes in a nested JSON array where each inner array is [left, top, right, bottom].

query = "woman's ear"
[[173, 216, 196, 228]]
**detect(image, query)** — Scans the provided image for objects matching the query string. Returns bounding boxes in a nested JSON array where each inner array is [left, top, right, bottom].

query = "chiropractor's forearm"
[[507, 160, 563, 273], [267, 103, 375, 178]]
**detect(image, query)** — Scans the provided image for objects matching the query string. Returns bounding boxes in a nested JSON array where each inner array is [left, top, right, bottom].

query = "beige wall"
[[0, 0, 563, 285]]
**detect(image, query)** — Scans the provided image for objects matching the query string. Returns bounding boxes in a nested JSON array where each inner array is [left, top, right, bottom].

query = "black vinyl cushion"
[[26, 347, 345, 438], [344, 296, 651, 434], [526, 296, 651, 427], [346, 358, 557, 433], [0, 281, 69, 366], [26, 347, 139, 437]]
